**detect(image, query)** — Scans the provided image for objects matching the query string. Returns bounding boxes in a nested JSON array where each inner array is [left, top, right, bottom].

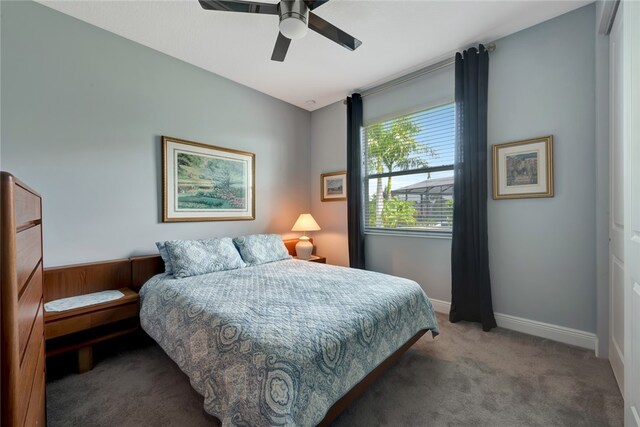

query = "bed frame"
[[0, 172, 46, 427], [42, 238, 427, 426]]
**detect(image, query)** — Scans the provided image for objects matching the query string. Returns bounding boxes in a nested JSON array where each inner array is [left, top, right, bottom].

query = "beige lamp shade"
[[291, 213, 321, 232], [292, 214, 320, 260]]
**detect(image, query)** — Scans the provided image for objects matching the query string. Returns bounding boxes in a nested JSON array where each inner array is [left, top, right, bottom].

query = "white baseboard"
[[430, 298, 597, 351], [430, 299, 453, 315]]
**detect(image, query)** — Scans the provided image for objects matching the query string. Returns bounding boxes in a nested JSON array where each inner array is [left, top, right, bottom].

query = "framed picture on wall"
[[162, 136, 255, 222], [321, 171, 347, 202], [492, 135, 554, 199]]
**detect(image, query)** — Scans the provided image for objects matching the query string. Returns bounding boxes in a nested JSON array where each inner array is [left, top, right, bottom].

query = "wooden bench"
[[43, 260, 141, 373], [44, 288, 139, 372]]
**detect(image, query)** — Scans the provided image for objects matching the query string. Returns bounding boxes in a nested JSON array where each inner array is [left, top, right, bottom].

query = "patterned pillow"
[[233, 234, 291, 266], [164, 238, 246, 278], [155, 241, 174, 275]]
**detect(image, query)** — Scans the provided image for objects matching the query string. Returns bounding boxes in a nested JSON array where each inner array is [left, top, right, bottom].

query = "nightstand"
[[294, 255, 326, 264]]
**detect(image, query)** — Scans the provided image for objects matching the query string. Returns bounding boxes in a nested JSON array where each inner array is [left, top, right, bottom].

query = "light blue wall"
[[365, 234, 452, 302], [362, 4, 598, 332], [363, 65, 454, 125], [0, 1, 311, 266], [309, 101, 349, 267], [486, 4, 596, 332]]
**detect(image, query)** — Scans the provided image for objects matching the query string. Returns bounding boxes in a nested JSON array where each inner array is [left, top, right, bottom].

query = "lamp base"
[[295, 236, 313, 260]]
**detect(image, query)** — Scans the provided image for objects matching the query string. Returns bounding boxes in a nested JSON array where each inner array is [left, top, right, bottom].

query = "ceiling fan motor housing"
[[279, 0, 309, 39]]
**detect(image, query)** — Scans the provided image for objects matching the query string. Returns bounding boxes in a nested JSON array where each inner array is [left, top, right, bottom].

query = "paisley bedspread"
[[139, 259, 438, 426]]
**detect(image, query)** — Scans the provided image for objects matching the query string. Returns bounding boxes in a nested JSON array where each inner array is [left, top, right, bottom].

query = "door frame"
[[608, 0, 625, 392]]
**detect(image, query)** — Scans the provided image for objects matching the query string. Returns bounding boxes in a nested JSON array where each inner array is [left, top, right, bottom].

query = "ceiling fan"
[[198, 0, 362, 62]]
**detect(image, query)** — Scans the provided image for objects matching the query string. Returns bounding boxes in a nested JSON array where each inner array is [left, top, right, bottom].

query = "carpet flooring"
[[46, 313, 623, 426]]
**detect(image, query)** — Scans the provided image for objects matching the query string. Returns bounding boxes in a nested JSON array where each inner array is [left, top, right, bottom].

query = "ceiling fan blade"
[[303, 0, 331, 11], [308, 13, 362, 51], [198, 0, 278, 15], [271, 32, 292, 62]]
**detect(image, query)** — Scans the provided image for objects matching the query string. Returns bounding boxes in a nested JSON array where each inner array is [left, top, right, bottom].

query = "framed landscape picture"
[[492, 136, 554, 199], [162, 136, 255, 222], [321, 171, 347, 202]]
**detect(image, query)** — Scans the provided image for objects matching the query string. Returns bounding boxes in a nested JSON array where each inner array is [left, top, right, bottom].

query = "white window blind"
[[363, 102, 455, 234]]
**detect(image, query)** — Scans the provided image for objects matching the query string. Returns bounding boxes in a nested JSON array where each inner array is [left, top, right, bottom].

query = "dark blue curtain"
[[450, 45, 497, 331], [347, 94, 365, 269]]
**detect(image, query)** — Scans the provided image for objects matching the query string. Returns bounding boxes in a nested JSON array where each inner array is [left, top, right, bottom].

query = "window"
[[363, 102, 455, 235]]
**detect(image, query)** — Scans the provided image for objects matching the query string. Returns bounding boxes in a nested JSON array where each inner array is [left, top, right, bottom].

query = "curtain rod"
[[351, 42, 496, 100]]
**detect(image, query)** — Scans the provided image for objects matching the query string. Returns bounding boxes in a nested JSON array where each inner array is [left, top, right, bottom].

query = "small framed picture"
[[321, 171, 347, 202], [492, 136, 554, 199], [162, 136, 255, 222]]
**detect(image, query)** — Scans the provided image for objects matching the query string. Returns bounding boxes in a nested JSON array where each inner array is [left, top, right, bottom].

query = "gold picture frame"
[[162, 136, 255, 222], [321, 171, 347, 202], [492, 136, 554, 200]]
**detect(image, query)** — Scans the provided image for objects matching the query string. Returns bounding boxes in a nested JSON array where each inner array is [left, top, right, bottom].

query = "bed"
[[139, 255, 438, 426]]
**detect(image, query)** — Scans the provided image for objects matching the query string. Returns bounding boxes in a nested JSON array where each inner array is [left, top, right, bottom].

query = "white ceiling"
[[37, 0, 591, 111]]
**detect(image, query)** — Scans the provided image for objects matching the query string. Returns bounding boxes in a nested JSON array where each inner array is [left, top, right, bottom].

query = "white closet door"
[[622, 1, 640, 424]]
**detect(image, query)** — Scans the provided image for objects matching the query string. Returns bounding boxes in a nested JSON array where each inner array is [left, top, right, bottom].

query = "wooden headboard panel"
[[44, 238, 311, 296], [131, 255, 164, 290], [1, 172, 46, 427], [283, 238, 300, 257], [44, 259, 132, 303]]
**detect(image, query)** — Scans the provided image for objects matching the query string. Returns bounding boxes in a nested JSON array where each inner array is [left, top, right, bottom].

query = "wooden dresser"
[[0, 172, 46, 427]]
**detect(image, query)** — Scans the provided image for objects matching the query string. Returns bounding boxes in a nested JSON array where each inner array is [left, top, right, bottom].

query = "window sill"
[[364, 229, 452, 240]]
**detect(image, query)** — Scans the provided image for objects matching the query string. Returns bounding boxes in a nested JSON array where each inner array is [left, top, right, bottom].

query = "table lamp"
[[291, 213, 321, 260]]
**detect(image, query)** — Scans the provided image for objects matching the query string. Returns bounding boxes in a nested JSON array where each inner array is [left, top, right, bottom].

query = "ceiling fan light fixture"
[[278, 0, 309, 40], [279, 17, 308, 39]]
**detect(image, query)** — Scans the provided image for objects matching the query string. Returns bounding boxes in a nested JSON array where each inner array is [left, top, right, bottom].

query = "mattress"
[[139, 259, 438, 426]]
